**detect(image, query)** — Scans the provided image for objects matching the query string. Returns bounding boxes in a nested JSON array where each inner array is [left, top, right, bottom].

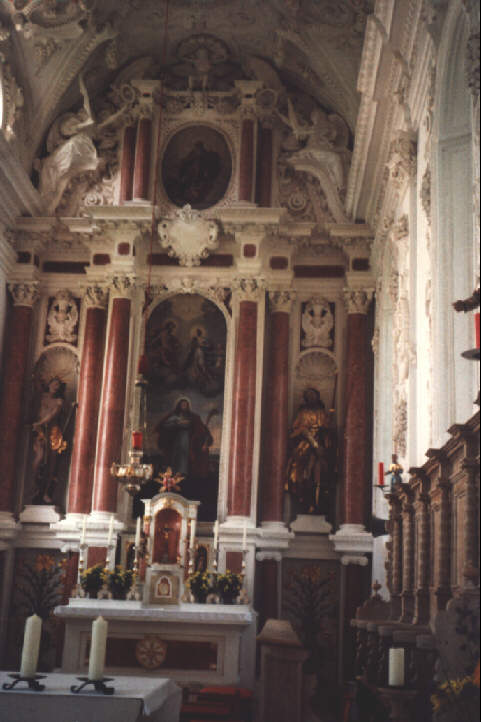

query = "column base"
[[290, 514, 332, 534], [0, 511, 20, 549], [18, 505, 62, 549], [329, 524, 373, 559]]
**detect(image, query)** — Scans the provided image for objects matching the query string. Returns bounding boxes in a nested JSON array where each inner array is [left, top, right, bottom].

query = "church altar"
[[0, 671, 182, 722], [55, 599, 257, 688]]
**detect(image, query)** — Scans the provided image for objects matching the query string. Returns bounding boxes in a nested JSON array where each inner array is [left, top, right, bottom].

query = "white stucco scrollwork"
[[158, 204, 219, 267], [46, 289, 78, 344], [301, 296, 334, 349]]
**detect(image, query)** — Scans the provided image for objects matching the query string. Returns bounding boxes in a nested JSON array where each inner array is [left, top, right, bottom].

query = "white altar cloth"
[[0, 671, 182, 722]]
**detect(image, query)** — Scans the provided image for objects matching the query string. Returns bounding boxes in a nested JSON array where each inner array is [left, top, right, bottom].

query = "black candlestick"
[[70, 676, 115, 695], [2, 673, 46, 691]]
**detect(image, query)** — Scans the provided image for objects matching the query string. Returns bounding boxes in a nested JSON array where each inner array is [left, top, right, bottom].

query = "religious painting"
[[161, 125, 232, 209], [144, 294, 226, 521], [28, 347, 79, 511]]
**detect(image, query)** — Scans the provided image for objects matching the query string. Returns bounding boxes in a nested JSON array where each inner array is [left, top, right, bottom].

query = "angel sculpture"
[[36, 73, 129, 214], [277, 99, 350, 191]]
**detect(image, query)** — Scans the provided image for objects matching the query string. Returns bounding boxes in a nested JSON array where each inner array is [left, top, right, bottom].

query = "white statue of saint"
[[301, 298, 334, 349]]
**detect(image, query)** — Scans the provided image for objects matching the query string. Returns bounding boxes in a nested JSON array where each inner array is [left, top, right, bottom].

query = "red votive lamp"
[[137, 354, 149, 376], [475, 313, 480, 349], [378, 462, 385, 486], [132, 431, 143, 450]]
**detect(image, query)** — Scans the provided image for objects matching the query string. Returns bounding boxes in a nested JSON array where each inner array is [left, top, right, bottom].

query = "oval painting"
[[161, 125, 232, 210]]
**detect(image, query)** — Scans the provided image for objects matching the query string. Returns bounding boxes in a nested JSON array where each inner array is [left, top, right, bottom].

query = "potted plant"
[[80, 563, 106, 599], [105, 566, 134, 600], [215, 570, 242, 604], [186, 570, 212, 603]]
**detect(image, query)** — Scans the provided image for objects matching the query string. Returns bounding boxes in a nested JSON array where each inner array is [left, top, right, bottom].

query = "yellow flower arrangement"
[[80, 563, 106, 597], [431, 665, 480, 720]]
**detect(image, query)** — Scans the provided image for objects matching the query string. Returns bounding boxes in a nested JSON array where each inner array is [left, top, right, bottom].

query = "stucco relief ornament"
[[301, 297, 334, 349], [158, 205, 219, 267], [46, 290, 78, 344], [386, 132, 417, 190], [344, 289, 373, 314]]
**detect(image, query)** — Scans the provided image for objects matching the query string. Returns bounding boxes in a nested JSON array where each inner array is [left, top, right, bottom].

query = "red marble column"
[[342, 290, 373, 528], [261, 292, 293, 522], [132, 118, 152, 201], [239, 118, 256, 203], [255, 123, 273, 207], [0, 283, 37, 512], [67, 287, 108, 514], [228, 283, 260, 516], [119, 125, 136, 203], [92, 279, 132, 512]]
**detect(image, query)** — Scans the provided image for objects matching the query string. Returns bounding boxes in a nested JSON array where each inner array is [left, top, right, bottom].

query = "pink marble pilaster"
[[132, 118, 152, 201], [256, 123, 273, 207], [68, 288, 108, 514], [239, 118, 255, 203], [119, 125, 136, 203], [92, 291, 131, 512], [342, 290, 373, 527], [261, 293, 293, 522], [0, 284, 37, 512], [228, 299, 258, 516]]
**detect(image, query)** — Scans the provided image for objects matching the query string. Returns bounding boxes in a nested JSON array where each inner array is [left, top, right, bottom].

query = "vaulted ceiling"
[[1, 0, 373, 167]]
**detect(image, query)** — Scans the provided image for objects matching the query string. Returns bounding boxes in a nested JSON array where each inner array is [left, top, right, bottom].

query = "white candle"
[[20, 614, 42, 678], [388, 648, 405, 687], [88, 616, 108, 681], [107, 515, 115, 547], [213, 520, 219, 551], [135, 516, 141, 549], [242, 522, 247, 552], [80, 515, 87, 545], [190, 519, 197, 549]]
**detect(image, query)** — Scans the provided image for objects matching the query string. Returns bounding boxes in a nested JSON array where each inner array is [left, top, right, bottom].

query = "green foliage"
[[186, 570, 212, 596], [80, 563, 106, 595], [283, 565, 337, 674], [16, 554, 65, 620], [215, 570, 242, 598], [105, 566, 134, 598]]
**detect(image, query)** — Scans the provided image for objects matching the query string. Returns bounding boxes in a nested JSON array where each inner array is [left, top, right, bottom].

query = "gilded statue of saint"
[[286, 388, 336, 516]]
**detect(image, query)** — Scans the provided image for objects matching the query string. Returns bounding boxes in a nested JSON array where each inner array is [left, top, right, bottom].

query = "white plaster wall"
[[431, 8, 477, 448]]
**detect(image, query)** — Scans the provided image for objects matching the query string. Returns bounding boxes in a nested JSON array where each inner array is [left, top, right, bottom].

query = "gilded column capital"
[[8, 282, 39, 307], [233, 276, 266, 302], [343, 288, 374, 314], [268, 289, 296, 313], [83, 285, 109, 309]]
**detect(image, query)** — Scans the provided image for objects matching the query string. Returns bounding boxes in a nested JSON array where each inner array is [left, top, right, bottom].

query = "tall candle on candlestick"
[[242, 522, 247, 552], [135, 515, 141, 549], [88, 616, 108, 681], [80, 515, 87, 545], [378, 462, 385, 486], [213, 520, 219, 551], [190, 519, 197, 549], [20, 614, 42, 679], [388, 648, 405, 687], [107, 515, 114, 547]]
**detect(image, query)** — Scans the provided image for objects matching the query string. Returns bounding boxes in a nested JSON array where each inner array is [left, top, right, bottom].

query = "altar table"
[[0, 671, 182, 722]]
